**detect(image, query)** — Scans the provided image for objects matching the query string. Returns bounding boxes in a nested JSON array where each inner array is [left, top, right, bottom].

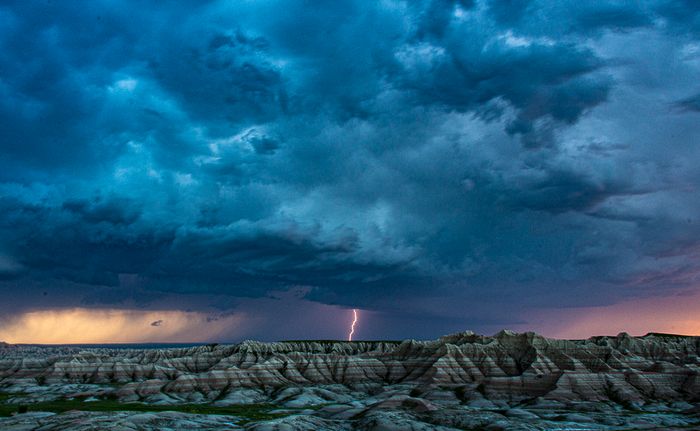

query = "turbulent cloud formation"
[[1, 0, 700, 340]]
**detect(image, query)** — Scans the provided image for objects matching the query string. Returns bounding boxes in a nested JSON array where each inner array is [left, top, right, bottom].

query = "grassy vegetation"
[[0, 393, 288, 423]]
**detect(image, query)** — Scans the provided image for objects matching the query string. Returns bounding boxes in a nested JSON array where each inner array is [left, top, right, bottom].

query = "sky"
[[1, 0, 700, 343]]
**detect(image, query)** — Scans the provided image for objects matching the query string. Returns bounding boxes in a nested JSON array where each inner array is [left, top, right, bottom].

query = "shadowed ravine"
[[1, 331, 700, 430]]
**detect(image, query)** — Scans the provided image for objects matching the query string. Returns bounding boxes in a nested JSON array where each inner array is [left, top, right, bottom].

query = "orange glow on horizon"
[[0, 308, 245, 344], [523, 290, 700, 339]]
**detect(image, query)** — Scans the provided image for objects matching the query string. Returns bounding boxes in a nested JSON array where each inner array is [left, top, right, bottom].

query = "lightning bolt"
[[348, 309, 358, 341]]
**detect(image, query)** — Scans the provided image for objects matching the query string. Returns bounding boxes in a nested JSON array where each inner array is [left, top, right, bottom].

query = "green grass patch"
[[0, 394, 287, 423]]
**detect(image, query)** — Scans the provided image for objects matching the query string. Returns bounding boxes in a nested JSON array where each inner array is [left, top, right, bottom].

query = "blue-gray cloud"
[[676, 93, 700, 112], [1, 0, 700, 336]]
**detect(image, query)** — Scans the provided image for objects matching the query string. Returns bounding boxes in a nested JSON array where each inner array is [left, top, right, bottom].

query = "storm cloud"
[[1, 0, 700, 339]]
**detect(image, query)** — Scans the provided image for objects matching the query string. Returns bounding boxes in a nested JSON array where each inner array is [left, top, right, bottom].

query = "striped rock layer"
[[1, 330, 699, 403]]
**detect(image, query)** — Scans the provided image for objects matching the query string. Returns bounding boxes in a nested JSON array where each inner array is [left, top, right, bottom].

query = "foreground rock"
[[1, 405, 699, 430], [0, 331, 699, 429], [0, 411, 244, 430]]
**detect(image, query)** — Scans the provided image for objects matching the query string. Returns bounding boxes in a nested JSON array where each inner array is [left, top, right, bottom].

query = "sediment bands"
[[1, 330, 699, 403]]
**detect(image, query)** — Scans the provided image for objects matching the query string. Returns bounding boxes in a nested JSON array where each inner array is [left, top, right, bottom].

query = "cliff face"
[[1, 330, 699, 405]]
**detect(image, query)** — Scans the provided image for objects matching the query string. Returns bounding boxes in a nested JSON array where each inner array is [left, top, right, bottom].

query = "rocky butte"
[[1, 330, 699, 430]]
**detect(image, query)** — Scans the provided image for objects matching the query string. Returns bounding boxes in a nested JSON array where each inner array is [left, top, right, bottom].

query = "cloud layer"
[[1, 0, 700, 339]]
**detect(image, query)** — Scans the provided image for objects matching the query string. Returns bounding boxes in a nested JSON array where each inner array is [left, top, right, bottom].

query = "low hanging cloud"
[[675, 93, 700, 112]]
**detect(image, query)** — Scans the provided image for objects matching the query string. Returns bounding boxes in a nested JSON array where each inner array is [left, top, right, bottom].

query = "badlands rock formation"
[[1, 330, 699, 430]]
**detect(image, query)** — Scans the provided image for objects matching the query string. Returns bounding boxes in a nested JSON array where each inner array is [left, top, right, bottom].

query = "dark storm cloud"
[[0, 1, 140, 174], [413, 0, 475, 39], [655, 0, 700, 35], [488, 1, 654, 34], [393, 37, 610, 147], [149, 29, 286, 129], [0, 195, 174, 287], [1, 0, 700, 336], [675, 93, 700, 112], [62, 197, 141, 226], [509, 168, 640, 213]]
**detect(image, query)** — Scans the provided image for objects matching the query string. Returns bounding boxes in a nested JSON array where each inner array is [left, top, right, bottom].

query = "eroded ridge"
[[1, 331, 699, 430]]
